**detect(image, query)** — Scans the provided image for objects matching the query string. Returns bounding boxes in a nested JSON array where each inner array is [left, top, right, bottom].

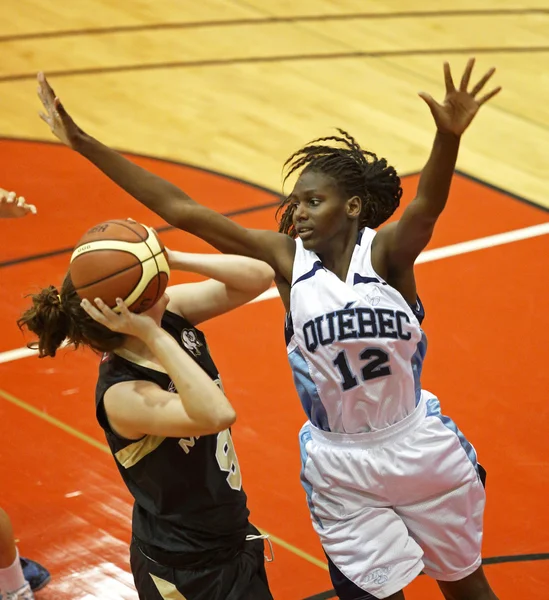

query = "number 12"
[[333, 348, 391, 391]]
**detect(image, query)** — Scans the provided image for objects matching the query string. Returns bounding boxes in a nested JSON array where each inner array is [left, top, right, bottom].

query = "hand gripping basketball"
[[81, 297, 158, 339]]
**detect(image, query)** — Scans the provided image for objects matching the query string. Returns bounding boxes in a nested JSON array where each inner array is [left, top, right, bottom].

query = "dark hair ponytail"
[[18, 272, 125, 358]]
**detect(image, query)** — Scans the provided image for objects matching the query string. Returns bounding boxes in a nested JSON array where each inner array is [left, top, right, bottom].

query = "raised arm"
[[36, 73, 294, 282], [164, 249, 275, 325], [83, 297, 236, 440], [373, 59, 501, 292]]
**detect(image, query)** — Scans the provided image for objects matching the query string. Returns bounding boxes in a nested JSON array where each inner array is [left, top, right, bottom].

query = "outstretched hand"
[[419, 58, 501, 137], [37, 72, 83, 147], [0, 188, 37, 218]]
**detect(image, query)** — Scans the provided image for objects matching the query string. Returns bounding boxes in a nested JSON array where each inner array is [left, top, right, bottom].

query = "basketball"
[[69, 219, 170, 313]]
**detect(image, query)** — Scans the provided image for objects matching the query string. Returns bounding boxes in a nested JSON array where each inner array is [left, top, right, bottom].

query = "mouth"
[[297, 228, 314, 240]]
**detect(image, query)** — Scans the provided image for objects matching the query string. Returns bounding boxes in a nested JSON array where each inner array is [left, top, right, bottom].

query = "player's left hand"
[[418, 58, 501, 137], [0, 188, 37, 218]]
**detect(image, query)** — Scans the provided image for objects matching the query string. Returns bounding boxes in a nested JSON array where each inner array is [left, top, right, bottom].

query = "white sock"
[[0, 549, 26, 593]]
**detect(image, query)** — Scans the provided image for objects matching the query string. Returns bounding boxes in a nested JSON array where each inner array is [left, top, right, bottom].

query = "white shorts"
[[299, 391, 486, 599]]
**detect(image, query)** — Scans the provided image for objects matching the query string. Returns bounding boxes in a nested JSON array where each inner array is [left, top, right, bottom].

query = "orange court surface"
[[1, 2, 548, 598]]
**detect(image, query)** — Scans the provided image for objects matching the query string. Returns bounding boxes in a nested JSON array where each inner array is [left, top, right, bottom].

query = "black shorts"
[[130, 535, 273, 600]]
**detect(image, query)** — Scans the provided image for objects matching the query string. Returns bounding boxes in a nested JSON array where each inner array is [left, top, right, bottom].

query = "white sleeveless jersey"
[[286, 228, 427, 434]]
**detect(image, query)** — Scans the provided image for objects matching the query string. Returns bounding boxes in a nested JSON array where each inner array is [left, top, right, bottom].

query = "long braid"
[[277, 129, 402, 237]]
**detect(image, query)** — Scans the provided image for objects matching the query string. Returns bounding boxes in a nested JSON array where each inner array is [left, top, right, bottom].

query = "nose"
[[293, 202, 308, 222]]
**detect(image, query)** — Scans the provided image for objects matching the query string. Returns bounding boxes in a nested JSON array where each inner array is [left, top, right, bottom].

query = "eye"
[[308, 198, 321, 207]]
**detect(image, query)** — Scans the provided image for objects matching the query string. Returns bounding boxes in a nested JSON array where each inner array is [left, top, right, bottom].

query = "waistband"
[[308, 395, 426, 447]]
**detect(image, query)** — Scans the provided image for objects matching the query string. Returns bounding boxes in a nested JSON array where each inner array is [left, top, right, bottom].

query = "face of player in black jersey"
[[144, 292, 170, 323], [289, 170, 361, 253]]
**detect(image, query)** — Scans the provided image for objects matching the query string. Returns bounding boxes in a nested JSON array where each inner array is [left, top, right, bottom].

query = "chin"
[[301, 238, 318, 251]]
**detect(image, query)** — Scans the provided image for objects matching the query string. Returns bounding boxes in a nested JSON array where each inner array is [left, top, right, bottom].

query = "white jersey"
[[286, 227, 427, 434]]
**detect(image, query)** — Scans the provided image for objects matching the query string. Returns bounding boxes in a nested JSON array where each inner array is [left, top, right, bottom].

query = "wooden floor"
[[0, 1, 548, 599]]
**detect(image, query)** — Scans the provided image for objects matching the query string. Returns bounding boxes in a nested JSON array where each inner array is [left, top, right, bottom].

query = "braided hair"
[[277, 129, 402, 237]]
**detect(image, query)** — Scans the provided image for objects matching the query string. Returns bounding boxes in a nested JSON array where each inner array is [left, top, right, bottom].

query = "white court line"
[[0, 346, 39, 363], [2, 221, 548, 365]]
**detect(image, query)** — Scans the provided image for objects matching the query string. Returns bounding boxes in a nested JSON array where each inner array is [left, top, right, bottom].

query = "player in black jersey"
[[18, 246, 275, 600]]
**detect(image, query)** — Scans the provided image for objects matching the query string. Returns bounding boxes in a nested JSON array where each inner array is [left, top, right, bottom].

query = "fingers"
[[37, 72, 56, 104], [459, 57, 475, 91], [38, 111, 52, 127], [418, 91, 439, 113], [470, 67, 496, 97], [54, 96, 68, 118], [94, 297, 120, 319], [37, 72, 60, 123], [116, 298, 132, 318], [81, 298, 109, 325], [443, 62, 455, 93], [81, 297, 131, 330], [1, 191, 17, 203], [477, 86, 502, 106]]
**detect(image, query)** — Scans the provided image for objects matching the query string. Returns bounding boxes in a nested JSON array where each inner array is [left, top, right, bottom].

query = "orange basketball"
[[69, 219, 170, 313]]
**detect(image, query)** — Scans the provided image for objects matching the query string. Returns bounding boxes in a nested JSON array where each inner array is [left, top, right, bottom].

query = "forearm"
[[73, 132, 195, 225], [169, 251, 274, 292], [415, 131, 461, 218], [142, 327, 235, 427]]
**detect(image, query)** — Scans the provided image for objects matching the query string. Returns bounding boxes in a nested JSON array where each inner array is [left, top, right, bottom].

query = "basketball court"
[[0, 2, 548, 598]]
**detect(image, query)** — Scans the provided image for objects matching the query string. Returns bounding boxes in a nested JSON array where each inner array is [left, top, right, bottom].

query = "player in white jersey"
[[38, 58, 501, 599]]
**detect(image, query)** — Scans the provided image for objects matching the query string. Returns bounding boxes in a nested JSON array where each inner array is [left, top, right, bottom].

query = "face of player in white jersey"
[[288, 170, 362, 254]]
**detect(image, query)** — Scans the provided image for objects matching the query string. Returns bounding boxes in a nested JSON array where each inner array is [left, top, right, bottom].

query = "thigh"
[[130, 541, 173, 600], [325, 553, 381, 600], [319, 506, 424, 600], [396, 473, 485, 582], [131, 537, 273, 600], [239, 571, 273, 600], [226, 536, 273, 600]]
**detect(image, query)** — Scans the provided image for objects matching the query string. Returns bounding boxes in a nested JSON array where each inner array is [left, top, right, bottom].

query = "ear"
[[346, 196, 362, 219]]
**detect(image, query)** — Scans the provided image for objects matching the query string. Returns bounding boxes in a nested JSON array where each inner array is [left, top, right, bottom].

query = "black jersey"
[[95, 310, 250, 563]]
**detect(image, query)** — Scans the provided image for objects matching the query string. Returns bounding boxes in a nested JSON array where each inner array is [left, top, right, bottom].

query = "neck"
[[119, 334, 155, 362], [318, 227, 359, 281]]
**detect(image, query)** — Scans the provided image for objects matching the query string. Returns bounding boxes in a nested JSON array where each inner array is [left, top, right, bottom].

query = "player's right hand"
[[81, 297, 159, 340], [37, 72, 82, 148]]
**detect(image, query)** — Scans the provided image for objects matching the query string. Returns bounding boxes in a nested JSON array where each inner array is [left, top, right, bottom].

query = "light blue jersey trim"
[[425, 395, 479, 468], [299, 424, 323, 528], [411, 331, 428, 406], [288, 347, 330, 431]]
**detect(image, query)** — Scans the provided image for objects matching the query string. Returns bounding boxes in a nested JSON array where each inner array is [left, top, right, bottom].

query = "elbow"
[[260, 263, 276, 289], [250, 263, 276, 294], [212, 407, 237, 432]]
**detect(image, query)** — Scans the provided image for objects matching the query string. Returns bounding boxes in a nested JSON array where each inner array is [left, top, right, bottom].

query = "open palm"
[[419, 58, 501, 136]]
